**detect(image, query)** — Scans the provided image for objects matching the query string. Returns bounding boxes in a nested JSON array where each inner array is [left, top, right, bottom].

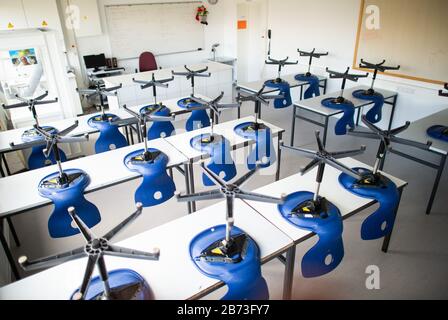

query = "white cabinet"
[[0, 1, 28, 31], [22, 0, 62, 36], [68, 0, 102, 38]]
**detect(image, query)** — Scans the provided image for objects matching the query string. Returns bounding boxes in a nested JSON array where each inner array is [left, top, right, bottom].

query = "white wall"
[[257, 0, 448, 126], [71, 0, 237, 82]]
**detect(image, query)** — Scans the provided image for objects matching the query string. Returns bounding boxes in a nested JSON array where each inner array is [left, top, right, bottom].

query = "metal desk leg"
[[215, 112, 219, 125], [136, 124, 142, 144], [276, 132, 283, 181], [282, 245, 296, 300], [322, 116, 330, 147], [1, 153, 11, 176], [382, 188, 404, 253], [238, 105, 241, 119], [300, 86, 304, 101], [6, 218, 20, 247], [124, 126, 130, 145], [3, 154, 11, 175], [183, 164, 192, 214], [130, 125, 135, 145], [379, 152, 387, 171], [388, 95, 398, 131], [0, 220, 21, 280], [0, 158, 5, 178], [189, 162, 197, 212], [323, 79, 328, 95], [426, 154, 447, 215], [290, 106, 297, 147]]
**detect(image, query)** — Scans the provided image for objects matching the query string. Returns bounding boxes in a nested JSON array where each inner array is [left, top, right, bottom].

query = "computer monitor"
[[83, 54, 107, 71]]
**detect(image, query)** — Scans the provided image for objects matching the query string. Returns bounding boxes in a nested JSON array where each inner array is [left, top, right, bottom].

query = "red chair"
[[138, 52, 158, 72]]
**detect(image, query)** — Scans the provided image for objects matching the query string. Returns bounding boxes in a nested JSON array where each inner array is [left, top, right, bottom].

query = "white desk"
[[0, 110, 129, 154], [208, 57, 237, 64], [104, 62, 234, 110], [244, 157, 407, 241], [237, 74, 328, 120], [0, 139, 187, 218], [291, 85, 398, 147], [0, 115, 284, 280], [238, 74, 327, 95], [208, 57, 238, 82], [0, 199, 293, 300], [389, 108, 447, 215], [243, 157, 407, 294], [0, 95, 211, 154], [126, 94, 211, 117], [125, 94, 212, 143], [0, 157, 409, 301], [0, 138, 189, 280], [397, 108, 448, 156], [164, 116, 286, 212], [0, 108, 136, 179], [165, 116, 284, 163]]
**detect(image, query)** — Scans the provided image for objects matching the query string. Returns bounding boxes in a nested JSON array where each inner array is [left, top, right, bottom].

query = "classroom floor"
[[3, 100, 448, 300]]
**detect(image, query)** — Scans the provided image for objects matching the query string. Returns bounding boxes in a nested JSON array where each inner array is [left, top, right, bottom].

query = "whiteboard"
[[353, 0, 448, 84], [105, 2, 205, 60]]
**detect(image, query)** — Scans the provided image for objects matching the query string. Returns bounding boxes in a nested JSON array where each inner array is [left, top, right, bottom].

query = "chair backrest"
[[139, 52, 158, 72]]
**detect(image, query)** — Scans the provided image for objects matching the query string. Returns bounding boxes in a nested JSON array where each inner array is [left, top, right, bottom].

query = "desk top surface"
[[104, 62, 233, 87], [164, 116, 285, 162], [0, 198, 292, 300], [0, 95, 209, 154], [396, 108, 448, 155], [126, 94, 210, 116], [244, 157, 407, 242], [0, 138, 188, 218], [208, 57, 237, 64], [293, 85, 397, 116], [237, 74, 327, 94]]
